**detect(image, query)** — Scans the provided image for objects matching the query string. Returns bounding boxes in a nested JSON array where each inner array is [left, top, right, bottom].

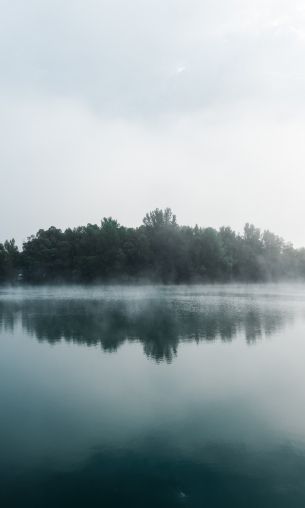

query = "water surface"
[[1, 284, 305, 507]]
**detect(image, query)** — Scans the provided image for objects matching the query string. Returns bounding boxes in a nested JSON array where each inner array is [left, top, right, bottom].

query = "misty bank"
[[1, 209, 305, 284]]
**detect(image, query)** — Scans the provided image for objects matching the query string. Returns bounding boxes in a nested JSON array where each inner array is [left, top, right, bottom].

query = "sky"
[[1, 0, 305, 246]]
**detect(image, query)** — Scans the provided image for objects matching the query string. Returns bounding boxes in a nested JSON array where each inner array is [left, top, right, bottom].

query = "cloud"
[[1, 1, 305, 246], [1, 0, 305, 118]]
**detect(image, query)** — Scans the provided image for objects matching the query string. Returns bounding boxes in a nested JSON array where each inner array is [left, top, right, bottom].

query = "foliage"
[[1, 209, 305, 283], [0, 239, 20, 282]]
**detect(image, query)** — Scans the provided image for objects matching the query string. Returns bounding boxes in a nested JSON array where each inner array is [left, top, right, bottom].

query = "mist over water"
[[2, 0, 305, 505], [0, 284, 298, 361], [1, 284, 305, 507]]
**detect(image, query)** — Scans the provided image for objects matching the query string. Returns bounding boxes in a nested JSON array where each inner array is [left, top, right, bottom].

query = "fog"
[[0, 284, 300, 362], [1, 1, 305, 245]]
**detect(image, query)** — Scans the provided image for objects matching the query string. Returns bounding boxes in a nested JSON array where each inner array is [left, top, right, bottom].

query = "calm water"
[[1, 284, 305, 507]]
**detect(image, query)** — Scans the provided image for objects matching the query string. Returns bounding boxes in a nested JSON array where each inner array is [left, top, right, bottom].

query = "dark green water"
[[1, 285, 305, 507]]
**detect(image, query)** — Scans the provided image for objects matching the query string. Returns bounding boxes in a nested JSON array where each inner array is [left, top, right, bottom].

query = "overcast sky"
[[1, 0, 305, 246]]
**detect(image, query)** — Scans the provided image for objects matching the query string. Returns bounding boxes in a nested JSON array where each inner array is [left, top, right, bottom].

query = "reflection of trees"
[[0, 299, 292, 362]]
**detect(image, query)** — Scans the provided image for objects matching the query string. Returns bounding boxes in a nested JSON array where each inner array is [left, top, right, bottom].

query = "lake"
[[1, 284, 305, 507]]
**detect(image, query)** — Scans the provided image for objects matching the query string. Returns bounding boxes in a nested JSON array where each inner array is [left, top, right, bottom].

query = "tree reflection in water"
[[0, 296, 293, 363]]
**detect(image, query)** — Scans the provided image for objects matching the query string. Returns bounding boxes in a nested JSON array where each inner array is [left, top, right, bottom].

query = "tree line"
[[1, 208, 305, 283]]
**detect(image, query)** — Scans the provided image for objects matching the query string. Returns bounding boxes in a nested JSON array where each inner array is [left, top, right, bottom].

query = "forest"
[[1, 208, 305, 283]]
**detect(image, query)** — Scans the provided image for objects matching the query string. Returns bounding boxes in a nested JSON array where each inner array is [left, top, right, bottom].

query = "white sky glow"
[[1, 0, 305, 246]]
